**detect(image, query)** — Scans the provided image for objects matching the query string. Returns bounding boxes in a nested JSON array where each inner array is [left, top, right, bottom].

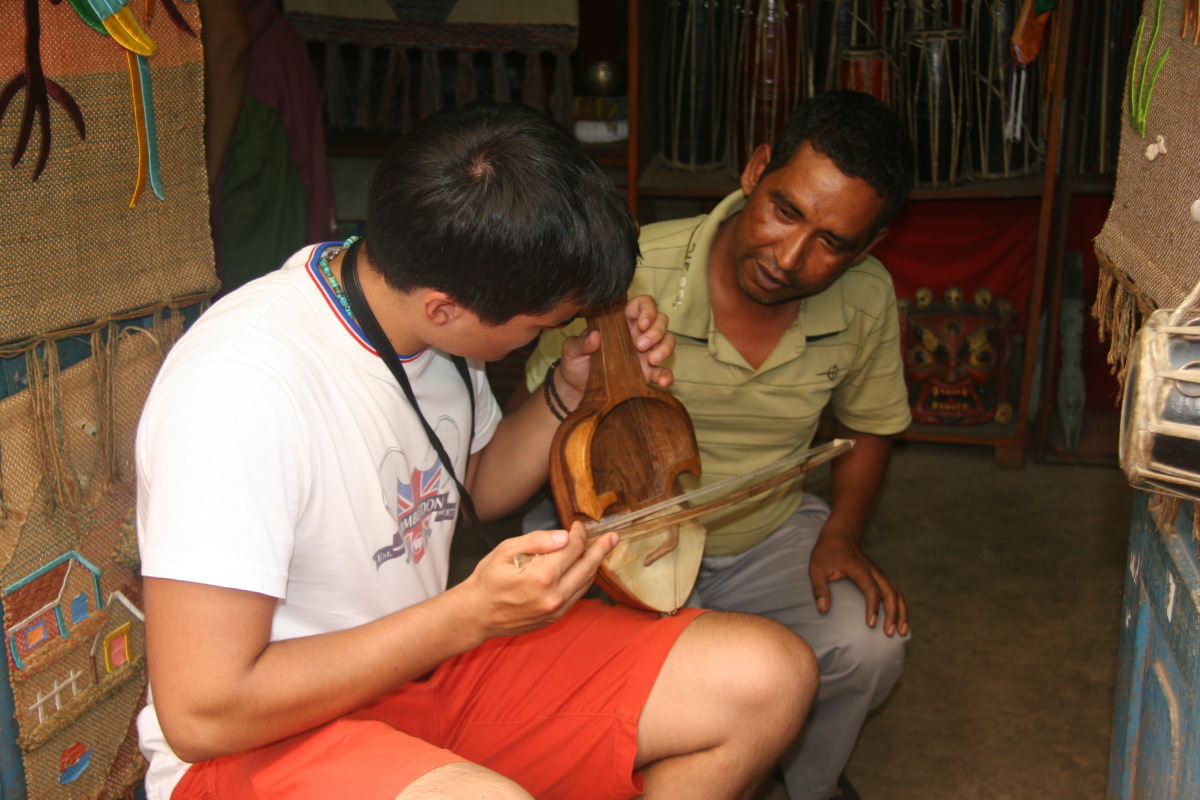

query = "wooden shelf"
[[584, 141, 630, 169], [898, 420, 1019, 446]]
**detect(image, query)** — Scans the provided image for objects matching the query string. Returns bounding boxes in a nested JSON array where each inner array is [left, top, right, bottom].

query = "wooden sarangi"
[[548, 300, 705, 614]]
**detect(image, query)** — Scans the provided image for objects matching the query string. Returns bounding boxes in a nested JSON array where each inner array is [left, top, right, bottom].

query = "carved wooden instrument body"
[[549, 300, 705, 613]]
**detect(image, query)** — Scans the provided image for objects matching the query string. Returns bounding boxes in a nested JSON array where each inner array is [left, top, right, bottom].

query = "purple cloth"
[[242, 0, 335, 243]]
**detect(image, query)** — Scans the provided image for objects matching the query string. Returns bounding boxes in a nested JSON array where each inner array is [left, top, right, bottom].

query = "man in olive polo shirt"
[[523, 91, 915, 800]]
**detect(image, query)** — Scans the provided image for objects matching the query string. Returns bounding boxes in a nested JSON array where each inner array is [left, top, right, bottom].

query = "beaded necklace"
[[318, 235, 361, 318]]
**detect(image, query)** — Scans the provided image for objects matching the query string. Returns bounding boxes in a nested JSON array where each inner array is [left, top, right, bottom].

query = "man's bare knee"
[[397, 761, 533, 800], [643, 611, 817, 755], [635, 611, 819, 796], [689, 611, 818, 730]]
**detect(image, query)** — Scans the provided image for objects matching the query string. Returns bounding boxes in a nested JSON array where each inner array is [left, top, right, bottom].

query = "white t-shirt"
[[135, 243, 502, 799]]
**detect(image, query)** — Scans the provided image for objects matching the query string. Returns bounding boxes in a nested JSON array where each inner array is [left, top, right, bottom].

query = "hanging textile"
[[1094, 0, 1200, 385], [282, 0, 579, 130], [0, 2, 216, 796]]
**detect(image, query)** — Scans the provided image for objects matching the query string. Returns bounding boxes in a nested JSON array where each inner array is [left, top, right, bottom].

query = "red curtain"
[[874, 196, 1040, 330]]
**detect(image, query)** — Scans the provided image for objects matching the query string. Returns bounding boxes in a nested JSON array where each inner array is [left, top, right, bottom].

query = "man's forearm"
[[824, 424, 893, 542]]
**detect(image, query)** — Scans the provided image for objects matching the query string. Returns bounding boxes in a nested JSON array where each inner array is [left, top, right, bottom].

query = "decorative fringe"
[[144, 312, 174, 363], [1147, 490, 1186, 538], [26, 343, 84, 517], [492, 52, 511, 103], [0, 292, 210, 528], [1092, 249, 1158, 393], [457, 51, 476, 107], [354, 46, 374, 129], [523, 52, 546, 112], [160, 307, 187, 353], [324, 41, 352, 128], [420, 49, 442, 119], [92, 323, 118, 490], [400, 50, 414, 131], [380, 49, 402, 129], [307, 42, 574, 133], [0, 291, 210, 361], [552, 53, 572, 129]]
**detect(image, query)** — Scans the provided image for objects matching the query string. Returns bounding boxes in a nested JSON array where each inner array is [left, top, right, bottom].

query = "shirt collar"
[[801, 275, 849, 337], [666, 191, 745, 340]]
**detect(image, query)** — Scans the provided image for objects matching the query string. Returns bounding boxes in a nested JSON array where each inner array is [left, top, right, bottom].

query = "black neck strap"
[[340, 240, 495, 548]]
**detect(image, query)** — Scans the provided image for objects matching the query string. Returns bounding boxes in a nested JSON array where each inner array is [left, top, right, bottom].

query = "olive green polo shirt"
[[526, 191, 911, 556]]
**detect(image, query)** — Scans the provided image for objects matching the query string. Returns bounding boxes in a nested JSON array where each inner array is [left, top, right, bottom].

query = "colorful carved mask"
[[898, 287, 1016, 425]]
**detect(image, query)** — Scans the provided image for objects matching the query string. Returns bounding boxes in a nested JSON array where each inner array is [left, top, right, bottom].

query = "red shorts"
[[172, 600, 704, 800]]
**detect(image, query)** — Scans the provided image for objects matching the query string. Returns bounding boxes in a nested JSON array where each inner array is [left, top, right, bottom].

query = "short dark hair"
[[765, 90, 915, 234], [366, 102, 639, 326]]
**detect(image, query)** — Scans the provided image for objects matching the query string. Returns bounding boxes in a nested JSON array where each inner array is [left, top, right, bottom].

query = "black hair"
[[765, 90, 916, 234], [365, 102, 639, 326]]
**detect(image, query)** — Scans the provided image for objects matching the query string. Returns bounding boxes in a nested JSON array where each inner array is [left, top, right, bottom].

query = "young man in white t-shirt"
[[136, 102, 818, 800]]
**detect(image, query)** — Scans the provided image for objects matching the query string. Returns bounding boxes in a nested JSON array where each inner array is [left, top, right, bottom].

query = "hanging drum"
[[884, 0, 953, 77], [839, 46, 894, 105], [1121, 301, 1200, 501], [897, 0, 954, 33], [902, 28, 967, 186], [658, 0, 737, 170], [881, 0, 906, 55], [809, 0, 876, 95], [963, 0, 1041, 179], [730, 0, 804, 174]]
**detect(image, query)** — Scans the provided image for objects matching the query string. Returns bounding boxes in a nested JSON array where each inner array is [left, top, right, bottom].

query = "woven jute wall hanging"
[[1094, 0, 1200, 387], [1, 1, 217, 796], [0, 0, 218, 343]]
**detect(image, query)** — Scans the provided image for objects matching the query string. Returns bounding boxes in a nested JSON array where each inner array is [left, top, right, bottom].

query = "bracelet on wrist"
[[543, 359, 570, 421]]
